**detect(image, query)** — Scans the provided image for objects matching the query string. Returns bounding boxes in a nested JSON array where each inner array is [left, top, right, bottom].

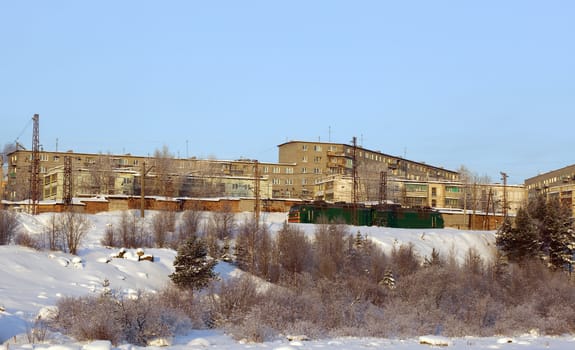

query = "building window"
[[285, 179, 293, 185], [313, 168, 322, 174], [273, 167, 281, 174], [431, 187, 437, 197], [302, 178, 308, 185], [446, 186, 460, 193], [286, 167, 293, 174], [405, 184, 427, 192], [302, 167, 307, 174], [272, 178, 281, 185], [314, 156, 321, 163], [314, 145, 322, 151], [302, 144, 308, 151], [302, 155, 308, 162]]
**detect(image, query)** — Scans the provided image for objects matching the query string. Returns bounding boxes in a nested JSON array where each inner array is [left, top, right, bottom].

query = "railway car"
[[288, 202, 372, 226], [372, 205, 444, 228], [288, 201, 444, 229]]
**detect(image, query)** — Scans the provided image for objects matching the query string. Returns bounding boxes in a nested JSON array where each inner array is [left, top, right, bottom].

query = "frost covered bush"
[[208, 275, 260, 326], [52, 289, 196, 346]]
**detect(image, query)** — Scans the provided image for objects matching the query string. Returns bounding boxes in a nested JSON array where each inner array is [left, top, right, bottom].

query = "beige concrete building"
[[314, 174, 524, 216], [525, 165, 575, 216], [7, 150, 274, 202], [277, 140, 460, 201], [4, 141, 524, 217]]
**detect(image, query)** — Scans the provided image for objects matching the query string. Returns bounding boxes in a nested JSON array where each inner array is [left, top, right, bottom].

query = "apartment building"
[[4, 140, 523, 216], [277, 140, 460, 200], [5, 150, 275, 201], [314, 174, 524, 216], [525, 164, 575, 216]]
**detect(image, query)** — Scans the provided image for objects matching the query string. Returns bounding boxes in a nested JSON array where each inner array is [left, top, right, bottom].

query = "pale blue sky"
[[2, 1, 574, 184]]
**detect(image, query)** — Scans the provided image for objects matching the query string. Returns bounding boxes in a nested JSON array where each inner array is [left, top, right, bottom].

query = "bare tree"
[[152, 210, 176, 248], [178, 206, 203, 242], [208, 204, 235, 240], [152, 145, 181, 198], [80, 153, 115, 195], [313, 223, 349, 280], [44, 213, 63, 250], [59, 211, 90, 255], [0, 209, 19, 245], [117, 210, 149, 248], [276, 223, 312, 277]]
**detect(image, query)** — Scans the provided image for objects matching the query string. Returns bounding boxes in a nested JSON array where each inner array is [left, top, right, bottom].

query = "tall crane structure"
[[63, 156, 73, 207], [29, 114, 40, 215]]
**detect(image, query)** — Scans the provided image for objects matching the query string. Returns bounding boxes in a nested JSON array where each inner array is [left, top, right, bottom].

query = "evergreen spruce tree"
[[379, 269, 396, 290], [495, 216, 515, 259], [496, 207, 540, 263], [528, 193, 550, 254], [546, 198, 575, 269], [170, 236, 217, 291], [424, 247, 443, 267]]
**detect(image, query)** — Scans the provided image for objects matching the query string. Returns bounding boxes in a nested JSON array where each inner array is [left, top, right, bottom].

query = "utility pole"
[[29, 114, 40, 215], [140, 161, 154, 218], [0, 154, 4, 201], [352, 136, 358, 225], [253, 160, 260, 228], [500, 171, 508, 218]]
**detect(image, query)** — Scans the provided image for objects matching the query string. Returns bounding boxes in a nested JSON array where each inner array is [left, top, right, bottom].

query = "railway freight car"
[[288, 201, 444, 229]]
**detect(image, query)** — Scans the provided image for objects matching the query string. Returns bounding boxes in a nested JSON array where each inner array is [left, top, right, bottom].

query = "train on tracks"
[[288, 201, 444, 229]]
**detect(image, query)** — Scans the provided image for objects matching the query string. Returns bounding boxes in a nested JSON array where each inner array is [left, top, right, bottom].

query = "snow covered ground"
[[2, 210, 575, 349]]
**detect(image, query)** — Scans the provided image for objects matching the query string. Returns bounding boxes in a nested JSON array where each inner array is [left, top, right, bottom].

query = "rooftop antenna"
[[328, 126, 331, 142]]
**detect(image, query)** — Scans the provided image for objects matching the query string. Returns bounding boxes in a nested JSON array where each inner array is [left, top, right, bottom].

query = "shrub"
[[52, 289, 196, 346]]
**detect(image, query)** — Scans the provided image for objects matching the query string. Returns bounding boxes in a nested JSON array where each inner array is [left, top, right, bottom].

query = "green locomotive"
[[288, 201, 444, 229]]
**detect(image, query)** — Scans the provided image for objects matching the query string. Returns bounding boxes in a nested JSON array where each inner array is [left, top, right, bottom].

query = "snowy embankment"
[[2, 210, 574, 349]]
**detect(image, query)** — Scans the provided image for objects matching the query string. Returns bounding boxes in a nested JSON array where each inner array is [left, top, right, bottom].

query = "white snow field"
[[1, 210, 575, 349]]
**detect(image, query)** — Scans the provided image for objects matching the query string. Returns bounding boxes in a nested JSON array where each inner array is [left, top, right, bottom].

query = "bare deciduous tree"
[[208, 204, 235, 241], [81, 153, 115, 195], [44, 213, 63, 250], [0, 209, 19, 245], [152, 210, 176, 248], [59, 211, 90, 255], [178, 206, 203, 242], [152, 145, 182, 198], [276, 223, 311, 277]]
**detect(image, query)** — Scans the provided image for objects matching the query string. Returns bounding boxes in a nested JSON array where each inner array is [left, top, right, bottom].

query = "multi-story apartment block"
[[277, 140, 460, 200], [525, 164, 575, 216], [314, 174, 524, 216], [5, 150, 274, 202], [3, 140, 524, 217]]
